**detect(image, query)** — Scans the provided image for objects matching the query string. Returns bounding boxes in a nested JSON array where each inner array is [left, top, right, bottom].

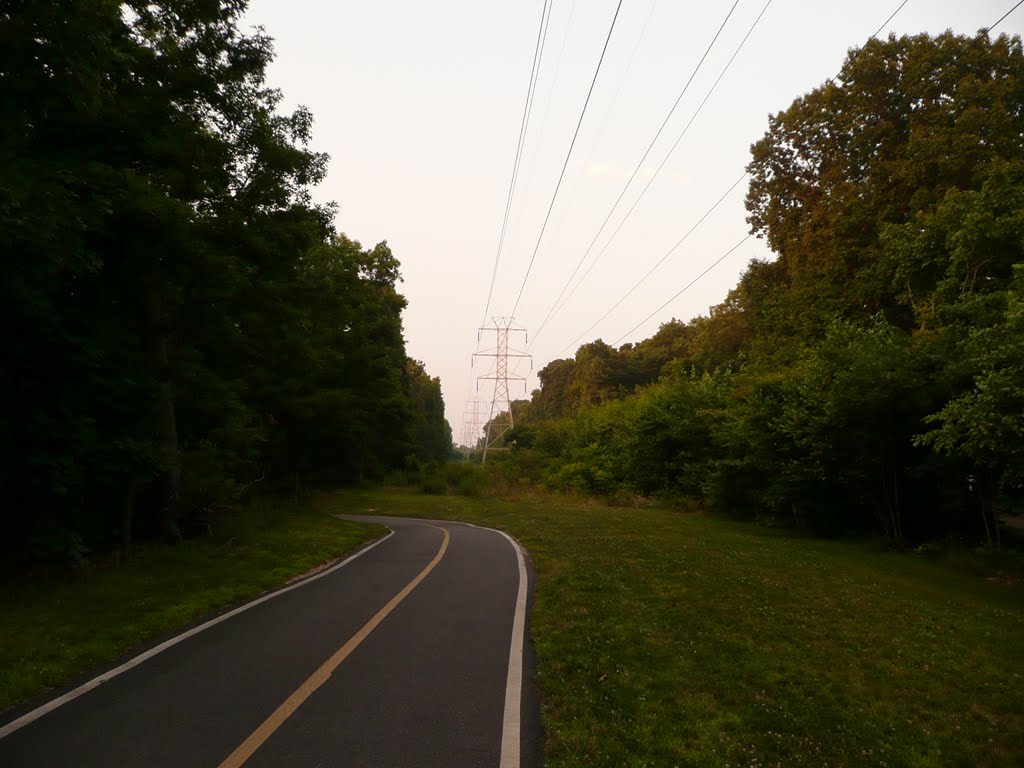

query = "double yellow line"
[[218, 524, 451, 768]]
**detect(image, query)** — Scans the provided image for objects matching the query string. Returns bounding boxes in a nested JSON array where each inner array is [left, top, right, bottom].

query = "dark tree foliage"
[[1, 1, 450, 562], [745, 31, 1024, 332], [405, 359, 453, 464], [501, 33, 1023, 546]]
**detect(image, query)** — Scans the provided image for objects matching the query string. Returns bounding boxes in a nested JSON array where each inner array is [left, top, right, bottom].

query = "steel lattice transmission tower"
[[473, 317, 531, 463], [459, 399, 487, 456]]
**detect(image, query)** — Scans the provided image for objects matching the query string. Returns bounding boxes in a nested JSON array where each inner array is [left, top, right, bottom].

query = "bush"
[[421, 473, 446, 495], [443, 461, 489, 496]]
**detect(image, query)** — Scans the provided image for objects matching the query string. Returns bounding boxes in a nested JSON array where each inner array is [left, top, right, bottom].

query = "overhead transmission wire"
[[612, 235, 751, 346], [553, 171, 748, 358], [463, 0, 554, 446], [536, 0, 774, 341], [509, 0, 625, 318], [869, 0, 910, 40], [531, 0, 744, 342], [591, 0, 660, 144], [497, 0, 560, 224], [807, 0, 909, 111], [551, 0, 916, 358], [817, 0, 909, 89], [526, 0, 655, 265], [530, 0, 578, 171], [987, 0, 1023, 32], [479, 0, 555, 328]]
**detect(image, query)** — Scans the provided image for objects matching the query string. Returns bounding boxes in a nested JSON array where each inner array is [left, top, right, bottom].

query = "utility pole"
[[473, 317, 530, 464]]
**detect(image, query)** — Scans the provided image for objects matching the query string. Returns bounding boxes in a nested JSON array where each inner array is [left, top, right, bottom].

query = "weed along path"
[[0, 516, 541, 768]]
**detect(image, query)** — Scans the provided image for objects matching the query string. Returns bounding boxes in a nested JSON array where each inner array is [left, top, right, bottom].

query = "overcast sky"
[[242, 0, 1022, 438]]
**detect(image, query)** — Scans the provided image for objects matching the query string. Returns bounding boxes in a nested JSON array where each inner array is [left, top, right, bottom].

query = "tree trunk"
[[121, 475, 142, 561], [144, 274, 182, 544], [977, 469, 997, 550], [980, 468, 1001, 552], [892, 470, 902, 541]]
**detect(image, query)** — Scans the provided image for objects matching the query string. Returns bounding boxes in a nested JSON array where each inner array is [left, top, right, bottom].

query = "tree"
[[881, 160, 1024, 331], [250, 235, 411, 484], [532, 358, 578, 418], [1, 2, 447, 561], [746, 32, 1024, 331], [917, 266, 1024, 548], [405, 359, 453, 464]]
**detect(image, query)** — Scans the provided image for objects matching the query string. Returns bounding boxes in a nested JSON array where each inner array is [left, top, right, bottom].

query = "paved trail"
[[0, 515, 541, 767]]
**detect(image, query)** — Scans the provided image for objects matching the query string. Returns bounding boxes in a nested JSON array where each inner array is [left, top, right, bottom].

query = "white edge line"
[[0, 528, 396, 741], [490, 527, 528, 768]]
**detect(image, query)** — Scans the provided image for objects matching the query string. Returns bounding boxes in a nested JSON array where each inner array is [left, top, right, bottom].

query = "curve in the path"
[[0, 515, 540, 768]]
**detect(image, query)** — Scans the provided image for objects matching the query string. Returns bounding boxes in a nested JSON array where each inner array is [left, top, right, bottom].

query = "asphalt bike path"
[[0, 515, 540, 767]]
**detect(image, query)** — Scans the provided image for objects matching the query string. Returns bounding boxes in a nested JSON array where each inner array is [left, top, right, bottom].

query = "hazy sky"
[[242, 0, 1022, 437]]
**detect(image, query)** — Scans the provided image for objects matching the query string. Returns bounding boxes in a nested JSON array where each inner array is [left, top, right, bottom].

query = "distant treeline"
[[2, 2, 451, 562], [490, 33, 1024, 547]]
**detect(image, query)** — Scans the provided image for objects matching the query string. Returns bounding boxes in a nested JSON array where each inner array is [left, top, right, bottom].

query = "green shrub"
[[421, 473, 446, 495], [457, 470, 487, 496], [443, 461, 489, 496]]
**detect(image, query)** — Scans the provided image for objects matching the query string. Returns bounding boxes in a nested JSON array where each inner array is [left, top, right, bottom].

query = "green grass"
[[0, 498, 385, 714], [322, 487, 1024, 768]]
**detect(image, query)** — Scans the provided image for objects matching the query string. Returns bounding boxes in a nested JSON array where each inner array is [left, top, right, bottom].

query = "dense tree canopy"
[[1, 1, 450, 562], [746, 31, 1024, 329]]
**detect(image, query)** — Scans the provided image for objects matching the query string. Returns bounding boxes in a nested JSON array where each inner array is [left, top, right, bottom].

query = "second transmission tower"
[[459, 399, 487, 456]]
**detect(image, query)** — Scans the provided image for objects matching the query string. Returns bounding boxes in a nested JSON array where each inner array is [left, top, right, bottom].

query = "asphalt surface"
[[0, 516, 541, 768]]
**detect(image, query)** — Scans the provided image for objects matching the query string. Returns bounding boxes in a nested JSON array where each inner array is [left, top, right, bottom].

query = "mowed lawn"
[[323, 488, 1024, 768]]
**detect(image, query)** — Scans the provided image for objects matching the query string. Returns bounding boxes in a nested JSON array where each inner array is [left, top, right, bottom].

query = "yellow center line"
[[218, 524, 451, 768]]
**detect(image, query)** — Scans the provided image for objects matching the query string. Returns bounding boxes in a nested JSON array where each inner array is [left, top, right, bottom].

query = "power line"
[[987, 0, 1024, 33], [551, 0, 774, 326], [531, 0, 578, 161], [510, 0, 625, 318], [532, 0, 745, 341], [612, 235, 751, 347], [553, 170, 748, 358], [508, 0, 560, 216], [465, 0, 554, 446], [480, 0, 554, 327], [546, 0, 912, 362], [870, 0, 910, 40], [598, 0, 924, 348], [824, 0, 911, 94], [591, 0, 660, 144]]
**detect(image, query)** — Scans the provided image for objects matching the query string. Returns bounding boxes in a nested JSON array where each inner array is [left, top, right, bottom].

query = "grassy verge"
[[0, 497, 385, 714], [322, 487, 1024, 768]]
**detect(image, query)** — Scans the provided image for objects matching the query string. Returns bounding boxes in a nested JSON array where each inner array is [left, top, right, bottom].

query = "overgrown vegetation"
[[325, 487, 1024, 768], [474, 33, 1024, 547], [1, 1, 451, 566], [0, 499, 384, 713]]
